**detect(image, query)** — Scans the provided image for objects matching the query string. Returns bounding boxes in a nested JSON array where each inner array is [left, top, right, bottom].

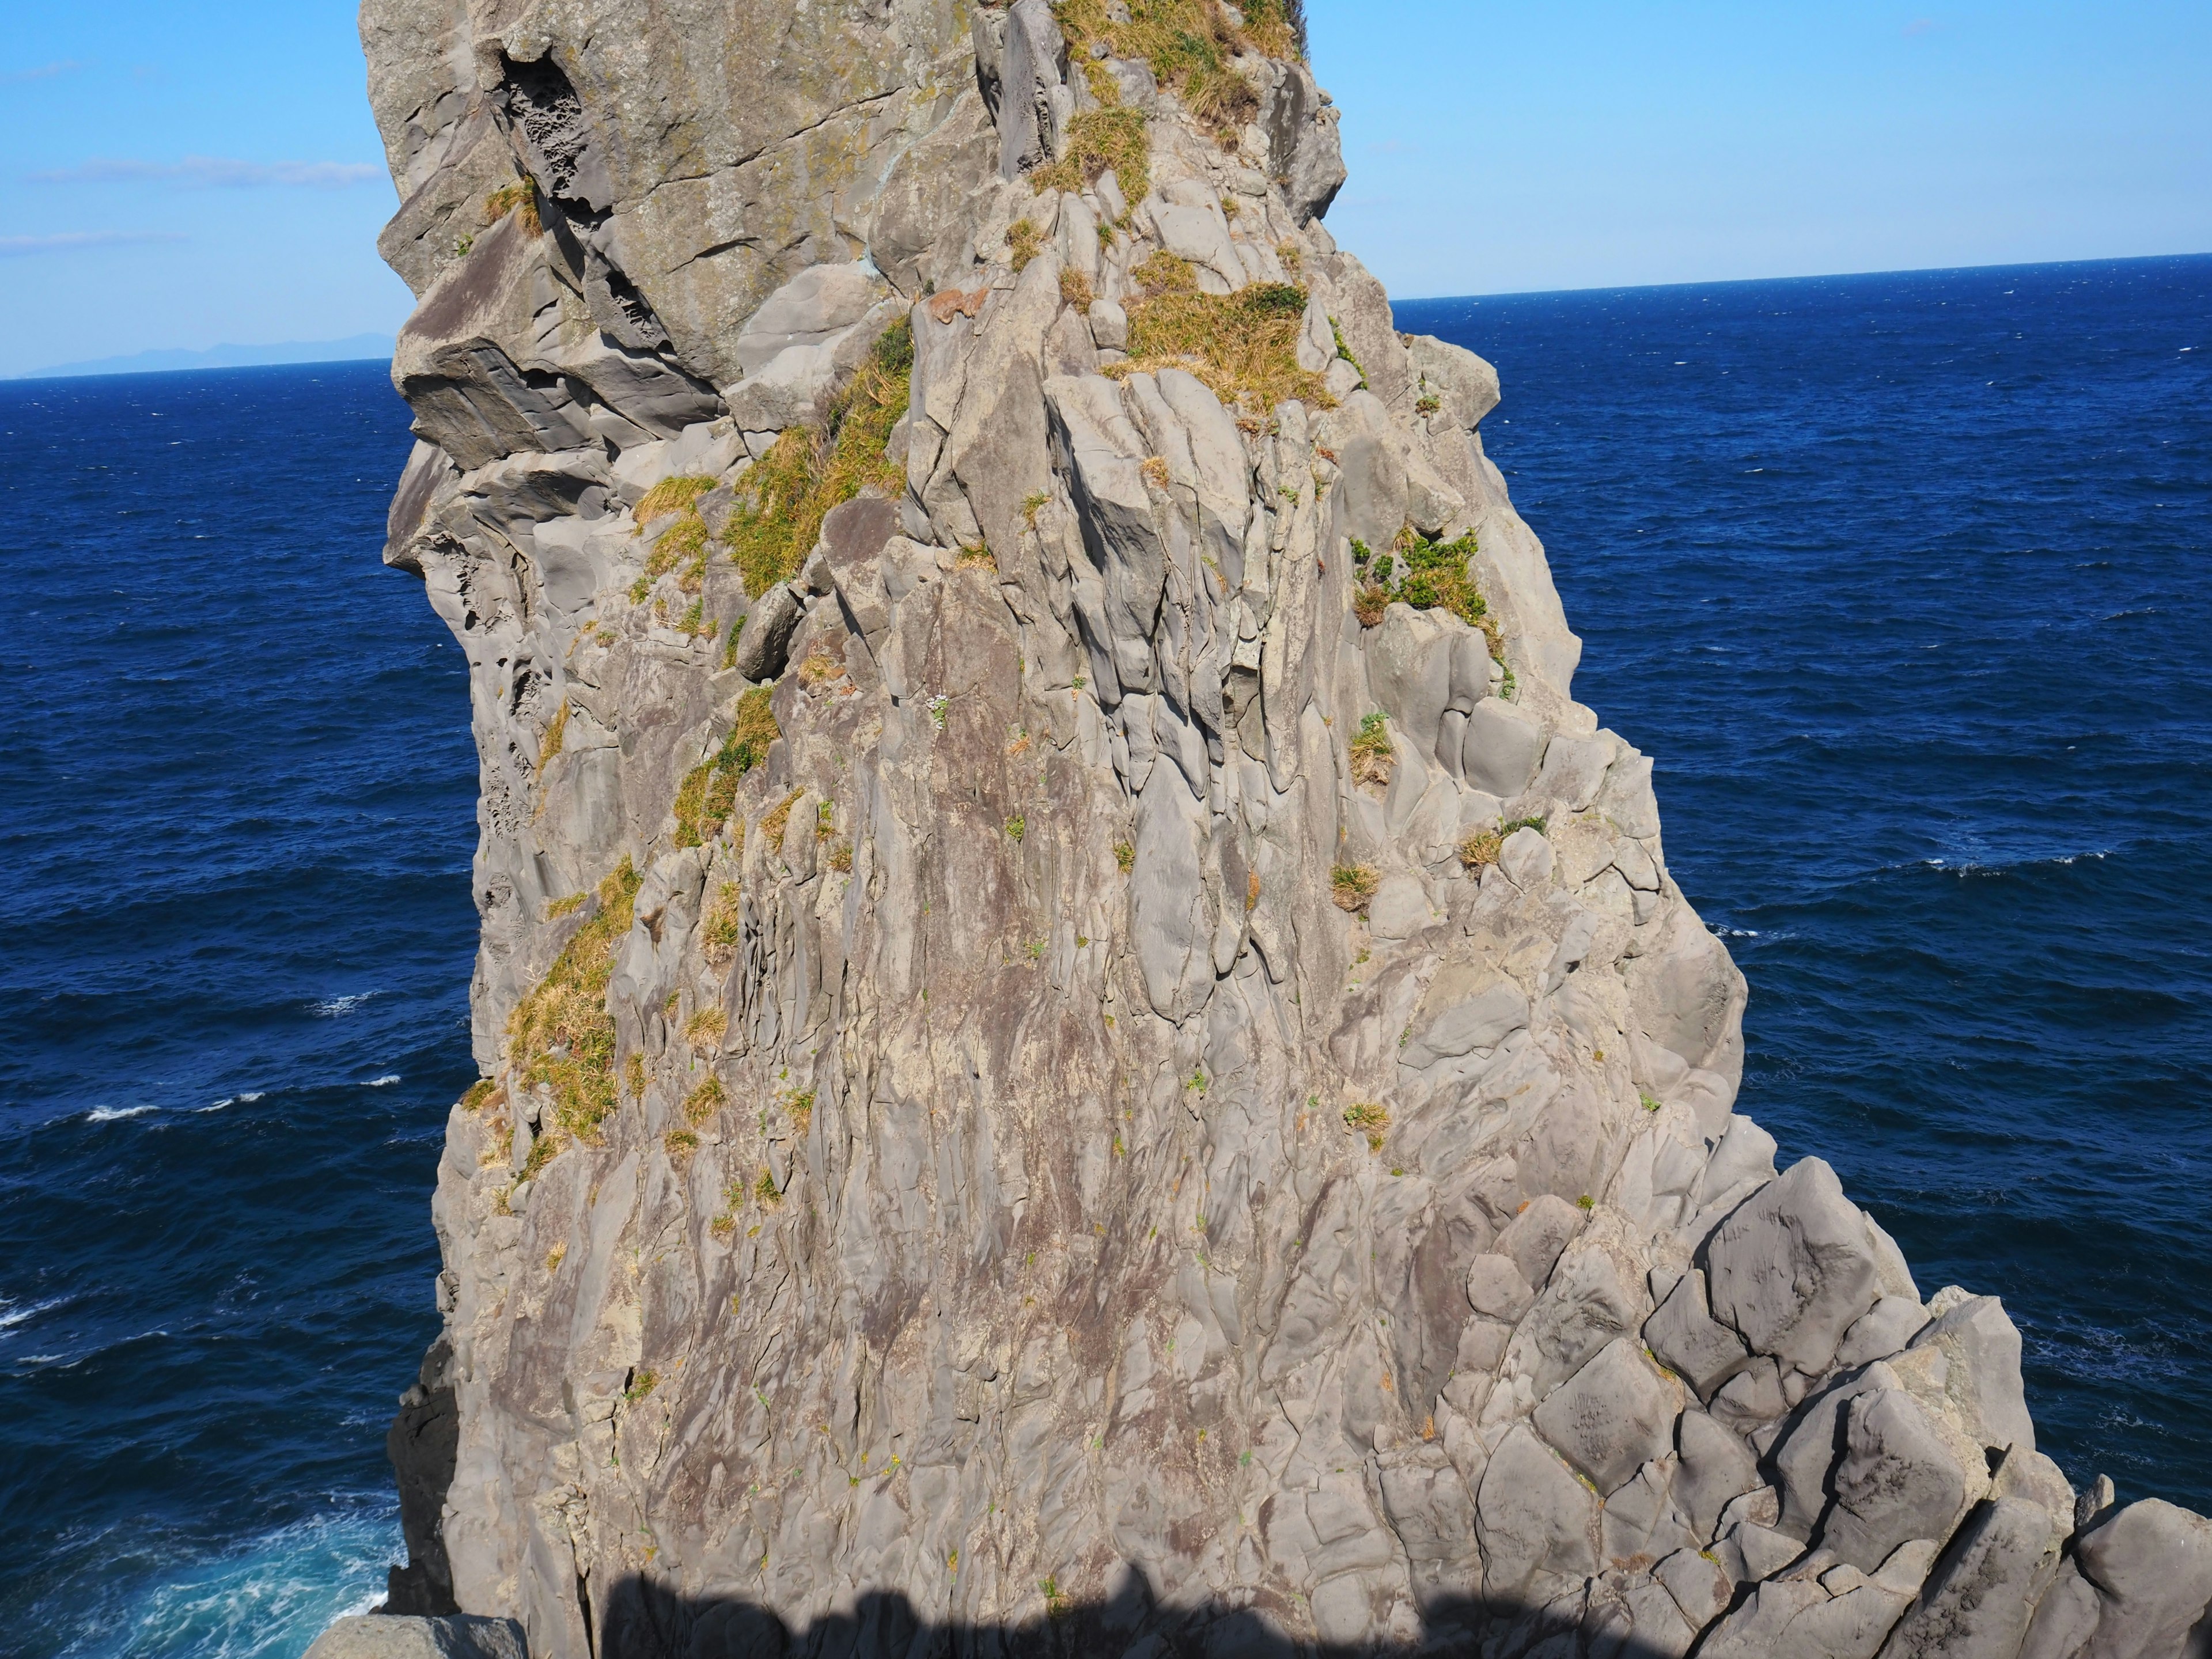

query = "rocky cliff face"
[[362, 3, 2212, 1655]]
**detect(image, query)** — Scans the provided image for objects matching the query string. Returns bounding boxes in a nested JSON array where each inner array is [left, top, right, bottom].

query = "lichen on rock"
[[363, 1, 2203, 1654]]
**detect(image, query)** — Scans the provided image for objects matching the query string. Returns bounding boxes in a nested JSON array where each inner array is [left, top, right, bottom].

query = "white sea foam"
[[363, 1075, 402, 1088], [200, 1091, 267, 1112], [311, 993, 378, 1017], [48, 1504, 401, 1659], [0, 1296, 65, 1334], [85, 1104, 158, 1123]]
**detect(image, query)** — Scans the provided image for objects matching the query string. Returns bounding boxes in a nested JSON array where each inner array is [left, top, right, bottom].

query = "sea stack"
[[358, 2, 2212, 1654]]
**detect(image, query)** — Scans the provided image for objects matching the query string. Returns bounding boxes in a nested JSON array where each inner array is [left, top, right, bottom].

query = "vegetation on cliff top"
[[1051, 0, 1304, 141], [722, 319, 912, 596], [506, 857, 643, 1146]]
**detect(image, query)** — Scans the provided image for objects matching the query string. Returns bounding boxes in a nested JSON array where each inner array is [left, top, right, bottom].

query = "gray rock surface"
[[304, 1616, 526, 1659], [359, 1, 2203, 1653]]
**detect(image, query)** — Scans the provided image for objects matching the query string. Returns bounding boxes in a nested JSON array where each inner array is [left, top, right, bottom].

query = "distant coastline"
[[7, 333, 396, 383]]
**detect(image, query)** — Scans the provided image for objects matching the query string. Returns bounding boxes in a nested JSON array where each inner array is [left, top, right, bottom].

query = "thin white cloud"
[[0, 230, 188, 257], [30, 156, 382, 190], [1, 60, 84, 85]]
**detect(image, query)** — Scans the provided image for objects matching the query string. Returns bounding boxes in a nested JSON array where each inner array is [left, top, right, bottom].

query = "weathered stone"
[[1878, 1496, 2065, 1659], [1646, 1266, 1752, 1402], [2066, 1499, 2212, 1657], [1821, 1388, 1974, 1573], [1707, 1157, 1883, 1376], [1534, 1336, 1683, 1495], [303, 1617, 527, 1659], [1677, 1406, 1762, 1543], [1476, 1423, 1601, 1594]]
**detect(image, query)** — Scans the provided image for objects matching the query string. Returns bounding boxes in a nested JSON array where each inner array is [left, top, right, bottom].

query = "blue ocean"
[[1, 253, 2206, 1656]]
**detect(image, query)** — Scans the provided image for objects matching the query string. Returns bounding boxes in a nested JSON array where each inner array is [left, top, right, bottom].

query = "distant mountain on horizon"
[[9, 334, 396, 382]]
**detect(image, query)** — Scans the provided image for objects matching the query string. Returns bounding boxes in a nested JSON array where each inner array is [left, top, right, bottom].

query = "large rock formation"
[[359, 2, 2211, 1654]]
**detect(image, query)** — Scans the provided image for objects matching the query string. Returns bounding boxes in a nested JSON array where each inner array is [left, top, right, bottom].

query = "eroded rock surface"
[[361, 2, 2206, 1654]]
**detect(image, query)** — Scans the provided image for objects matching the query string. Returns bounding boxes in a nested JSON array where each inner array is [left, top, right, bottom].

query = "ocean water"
[[0, 255, 2203, 1655], [0, 362, 475, 1657], [1405, 251, 2212, 1510]]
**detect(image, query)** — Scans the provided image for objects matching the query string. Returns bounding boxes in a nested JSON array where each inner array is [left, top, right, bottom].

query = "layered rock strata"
[[362, 1, 2212, 1654]]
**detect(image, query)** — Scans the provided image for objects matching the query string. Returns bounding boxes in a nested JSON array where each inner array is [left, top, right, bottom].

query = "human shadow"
[[585, 1568, 1684, 1659]]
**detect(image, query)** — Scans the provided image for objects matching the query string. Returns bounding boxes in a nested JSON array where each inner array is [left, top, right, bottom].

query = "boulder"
[[1706, 1157, 1883, 1376], [1533, 1336, 1681, 1494]]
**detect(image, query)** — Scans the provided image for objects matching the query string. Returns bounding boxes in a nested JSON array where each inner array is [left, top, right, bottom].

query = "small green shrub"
[[1350, 712, 1393, 786], [1331, 863, 1378, 912], [1343, 1101, 1389, 1152]]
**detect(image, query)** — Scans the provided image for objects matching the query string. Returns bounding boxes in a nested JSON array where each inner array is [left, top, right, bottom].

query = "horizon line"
[[9, 248, 2205, 384], [1392, 247, 2212, 306]]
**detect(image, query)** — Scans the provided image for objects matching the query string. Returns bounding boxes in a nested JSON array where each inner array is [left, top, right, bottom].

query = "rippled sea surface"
[[1, 255, 2206, 1655], [0, 361, 473, 1657]]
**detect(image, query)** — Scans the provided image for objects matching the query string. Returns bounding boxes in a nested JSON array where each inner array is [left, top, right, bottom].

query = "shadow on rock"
[[589, 1569, 1681, 1659]]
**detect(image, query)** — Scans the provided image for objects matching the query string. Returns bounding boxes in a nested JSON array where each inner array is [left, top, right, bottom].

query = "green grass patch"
[[1112, 256, 1328, 418], [1330, 863, 1378, 912], [506, 858, 642, 1143], [673, 687, 781, 849], [722, 320, 911, 596]]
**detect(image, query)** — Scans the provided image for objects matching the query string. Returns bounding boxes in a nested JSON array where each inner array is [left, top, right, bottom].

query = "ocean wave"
[[362, 1075, 401, 1088], [199, 1091, 268, 1113], [1916, 850, 2111, 878], [309, 993, 378, 1018], [34, 1503, 400, 1659], [0, 1296, 66, 1334], [85, 1105, 158, 1123]]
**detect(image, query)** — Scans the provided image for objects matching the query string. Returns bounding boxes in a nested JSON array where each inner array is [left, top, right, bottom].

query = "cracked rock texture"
[[362, 2, 2210, 1654]]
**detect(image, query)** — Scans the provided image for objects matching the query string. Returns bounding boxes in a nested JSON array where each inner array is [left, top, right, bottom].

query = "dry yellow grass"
[[722, 320, 911, 596], [536, 701, 570, 771], [700, 880, 743, 965], [1457, 829, 1503, 870], [1108, 255, 1330, 416], [635, 475, 716, 527], [1034, 105, 1152, 202], [760, 787, 805, 850], [673, 687, 780, 848], [682, 1075, 725, 1127], [483, 181, 541, 236], [1049, 0, 1298, 139], [505, 858, 642, 1143]]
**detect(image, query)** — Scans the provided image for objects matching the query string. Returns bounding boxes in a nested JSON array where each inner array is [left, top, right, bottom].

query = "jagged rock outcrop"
[[361, 2, 2210, 1656]]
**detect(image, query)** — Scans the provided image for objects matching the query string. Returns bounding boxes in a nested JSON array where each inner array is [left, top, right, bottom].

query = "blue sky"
[[0, 0, 2205, 377]]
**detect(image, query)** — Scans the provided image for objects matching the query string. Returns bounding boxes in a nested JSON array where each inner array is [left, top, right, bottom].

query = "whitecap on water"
[[362, 1075, 401, 1088], [36, 1503, 400, 1659], [85, 1105, 159, 1123], [199, 1092, 268, 1113], [310, 993, 378, 1018], [0, 1296, 66, 1334]]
